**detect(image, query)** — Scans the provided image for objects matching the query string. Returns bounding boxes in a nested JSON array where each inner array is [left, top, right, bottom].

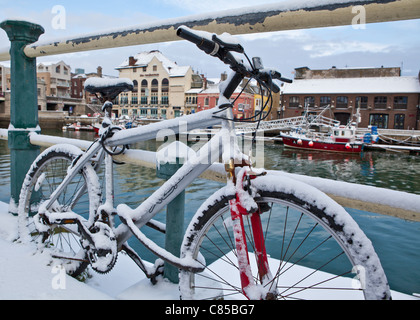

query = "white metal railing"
[[1, 0, 420, 220], [1, 128, 419, 221], [1, 0, 419, 61]]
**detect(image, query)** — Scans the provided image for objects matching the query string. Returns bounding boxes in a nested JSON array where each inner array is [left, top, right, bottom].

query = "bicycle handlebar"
[[176, 25, 292, 95], [176, 26, 218, 56]]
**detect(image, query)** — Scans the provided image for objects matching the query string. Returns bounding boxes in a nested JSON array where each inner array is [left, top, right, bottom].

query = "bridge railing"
[[1, 1, 419, 205], [1, 127, 419, 223]]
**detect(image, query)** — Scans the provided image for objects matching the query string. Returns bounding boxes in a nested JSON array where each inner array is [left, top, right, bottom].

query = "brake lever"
[[212, 33, 244, 53]]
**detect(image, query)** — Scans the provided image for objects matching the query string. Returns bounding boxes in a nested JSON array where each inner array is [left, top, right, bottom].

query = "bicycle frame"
[[40, 68, 274, 296]]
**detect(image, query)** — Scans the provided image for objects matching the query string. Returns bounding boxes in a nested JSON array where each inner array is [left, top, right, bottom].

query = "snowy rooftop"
[[281, 76, 420, 94], [116, 50, 190, 78]]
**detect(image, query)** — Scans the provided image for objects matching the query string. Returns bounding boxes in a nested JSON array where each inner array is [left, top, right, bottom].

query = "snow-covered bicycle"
[[18, 26, 391, 300]]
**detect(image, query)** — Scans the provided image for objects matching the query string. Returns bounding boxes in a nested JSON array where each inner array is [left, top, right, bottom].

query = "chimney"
[[128, 56, 137, 66], [201, 74, 207, 90], [97, 66, 102, 78], [221, 72, 228, 81]]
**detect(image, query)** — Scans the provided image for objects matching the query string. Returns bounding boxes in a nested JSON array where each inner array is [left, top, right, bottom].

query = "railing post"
[[156, 157, 185, 284], [0, 20, 45, 212]]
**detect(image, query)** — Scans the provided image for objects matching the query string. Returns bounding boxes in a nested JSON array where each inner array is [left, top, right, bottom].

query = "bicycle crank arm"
[[42, 212, 96, 246]]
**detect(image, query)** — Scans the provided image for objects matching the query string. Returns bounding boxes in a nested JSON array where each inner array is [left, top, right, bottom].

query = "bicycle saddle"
[[84, 77, 134, 101]]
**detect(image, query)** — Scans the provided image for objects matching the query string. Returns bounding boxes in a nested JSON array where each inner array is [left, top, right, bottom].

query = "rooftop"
[[116, 50, 190, 77], [281, 76, 420, 94]]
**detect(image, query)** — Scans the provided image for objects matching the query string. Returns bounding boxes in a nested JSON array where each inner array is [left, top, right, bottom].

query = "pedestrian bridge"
[[234, 115, 340, 135]]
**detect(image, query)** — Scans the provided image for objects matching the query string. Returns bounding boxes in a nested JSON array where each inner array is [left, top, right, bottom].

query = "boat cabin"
[[332, 126, 356, 143]]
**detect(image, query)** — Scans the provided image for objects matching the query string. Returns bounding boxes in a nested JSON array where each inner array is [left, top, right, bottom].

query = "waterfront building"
[[35, 60, 87, 117], [280, 66, 420, 129], [115, 50, 199, 119], [196, 73, 255, 120], [71, 66, 117, 115]]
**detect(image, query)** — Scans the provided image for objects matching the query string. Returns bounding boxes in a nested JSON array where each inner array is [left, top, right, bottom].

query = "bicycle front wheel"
[[179, 175, 391, 300], [18, 144, 101, 277]]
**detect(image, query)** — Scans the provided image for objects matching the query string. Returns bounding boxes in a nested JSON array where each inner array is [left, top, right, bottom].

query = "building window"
[[374, 96, 387, 109], [141, 80, 148, 102], [289, 96, 299, 108], [336, 96, 348, 108], [140, 108, 148, 116], [56, 65, 60, 73], [150, 108, 158, 118], [355, 96, 368, 108], [205, 97, 209, 106], [131, 95, 138, 105], [151, 96, 158, 104], [394, 114, 405, 129], [120, 94, 128, 105], [369, 114, 389, 129], [133, 80, 138, 92], [151, 79, 159, 98], [153, 65, 157, 71], [304, 96, 315, 108], [320, 96, 331, 107], [393, 96, 408, 109], [161, 96, 169, 105], [161, 78, 169, 94]]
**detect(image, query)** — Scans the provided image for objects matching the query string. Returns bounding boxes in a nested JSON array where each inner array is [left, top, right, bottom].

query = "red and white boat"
[[280, 106, 366, 153], [281, 125, 363, 153]]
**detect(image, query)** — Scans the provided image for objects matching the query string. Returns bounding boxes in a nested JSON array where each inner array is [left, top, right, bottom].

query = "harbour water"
[[0, 129, 419, 296]]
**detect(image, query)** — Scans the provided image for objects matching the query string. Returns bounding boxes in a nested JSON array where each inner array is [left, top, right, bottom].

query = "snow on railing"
[[1, 128, 419, 222], [1, 0, 419, 61], [1, 0, 420, 218]]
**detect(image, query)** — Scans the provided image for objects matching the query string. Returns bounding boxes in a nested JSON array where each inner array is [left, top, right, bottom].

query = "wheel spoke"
[[180, 192, 386, 300]]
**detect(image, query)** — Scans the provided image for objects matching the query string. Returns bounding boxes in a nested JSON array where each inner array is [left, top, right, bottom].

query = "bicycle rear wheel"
[[179, 176, 391, 300], [18, 144, 101, 277]]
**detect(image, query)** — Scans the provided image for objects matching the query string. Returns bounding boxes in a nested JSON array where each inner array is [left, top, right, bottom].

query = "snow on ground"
[[0, 201, 179, 300], [0, 201, 416, 300]]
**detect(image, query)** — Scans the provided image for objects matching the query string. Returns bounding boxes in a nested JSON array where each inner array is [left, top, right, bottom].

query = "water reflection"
[[265, 144, 420, 195]]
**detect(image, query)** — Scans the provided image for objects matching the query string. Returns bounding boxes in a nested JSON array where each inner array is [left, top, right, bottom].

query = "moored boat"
[[280, 105, 370, 153], [281, 125, 363, 153]]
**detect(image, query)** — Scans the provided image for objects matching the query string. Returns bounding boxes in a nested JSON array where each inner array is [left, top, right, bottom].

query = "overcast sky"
[[1, 0, 419, 80]]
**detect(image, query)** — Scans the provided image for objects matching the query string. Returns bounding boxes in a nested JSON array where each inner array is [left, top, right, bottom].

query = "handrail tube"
[[1, 128, 419, 221], [1, 0, 419, 61]]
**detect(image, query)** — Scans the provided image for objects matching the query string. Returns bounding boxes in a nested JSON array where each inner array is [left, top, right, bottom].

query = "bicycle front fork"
[[226, 162, 276, 299]]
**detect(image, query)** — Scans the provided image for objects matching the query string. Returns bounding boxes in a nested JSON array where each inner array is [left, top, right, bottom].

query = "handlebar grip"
[[270, 70, 293, 84], [176, 26, 218, 56], [280, 77, 293, 84]]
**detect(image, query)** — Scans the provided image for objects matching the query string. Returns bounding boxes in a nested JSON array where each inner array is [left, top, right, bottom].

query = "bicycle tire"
[[179, 175, 391, 300], [18, 144, 101, 277]]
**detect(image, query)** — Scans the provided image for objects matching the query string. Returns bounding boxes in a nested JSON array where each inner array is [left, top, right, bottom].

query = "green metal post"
[[0, 20, 45, 211], [156, 158, 185, 284]]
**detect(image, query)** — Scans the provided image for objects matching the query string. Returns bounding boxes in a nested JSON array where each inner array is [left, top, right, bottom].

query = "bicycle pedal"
[[149, 259, 164, 285]]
